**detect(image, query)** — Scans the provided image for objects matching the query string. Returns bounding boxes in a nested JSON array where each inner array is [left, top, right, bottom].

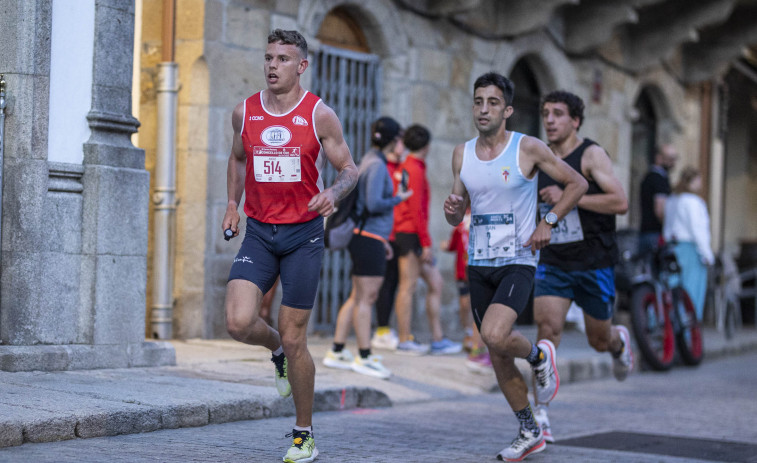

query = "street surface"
[[0, 352, 755, 463]]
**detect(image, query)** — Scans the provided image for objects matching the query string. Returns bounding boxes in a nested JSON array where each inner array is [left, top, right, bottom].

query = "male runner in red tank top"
[[222, 29, 357, 463]]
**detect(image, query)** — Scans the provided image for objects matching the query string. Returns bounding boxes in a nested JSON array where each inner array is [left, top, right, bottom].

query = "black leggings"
[[375, 241, 399, 326]]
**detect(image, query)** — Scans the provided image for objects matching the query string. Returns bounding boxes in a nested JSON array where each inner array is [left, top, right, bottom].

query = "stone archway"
[[508, 57, 545, 137], [298, 0, 409, 58]]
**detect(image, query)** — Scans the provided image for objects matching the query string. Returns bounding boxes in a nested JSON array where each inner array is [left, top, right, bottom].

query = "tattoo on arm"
[[330, 166, 358, 202]]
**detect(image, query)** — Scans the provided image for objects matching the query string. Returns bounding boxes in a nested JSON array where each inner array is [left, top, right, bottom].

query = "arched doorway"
[[629, 88, 658, 228], [311, 7, 382, 332], [509, 59, 542, 137]]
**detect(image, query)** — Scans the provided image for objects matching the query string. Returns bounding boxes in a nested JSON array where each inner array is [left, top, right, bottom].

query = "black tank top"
[[538, 138, 618, 270]]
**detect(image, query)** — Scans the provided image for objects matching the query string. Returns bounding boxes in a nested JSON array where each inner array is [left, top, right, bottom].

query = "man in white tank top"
[[444, 72, 587, 461]]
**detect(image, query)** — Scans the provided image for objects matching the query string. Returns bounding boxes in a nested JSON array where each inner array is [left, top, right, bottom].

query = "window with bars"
[[310, 45, 381, 332]]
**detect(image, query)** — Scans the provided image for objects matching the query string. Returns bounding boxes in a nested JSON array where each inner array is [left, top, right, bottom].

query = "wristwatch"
[[544, 211, 558, 228]]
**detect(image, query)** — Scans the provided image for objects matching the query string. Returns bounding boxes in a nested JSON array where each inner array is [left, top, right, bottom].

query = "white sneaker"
[[322, 348, 354, 370], [532, 339, 559, 404], [613, 325, 634, 381], [371, 329, 399, 351], [533, 405, 554, 443], [496, 428, 545, 461], [396, 340, 430, 356], [351, 354, 391, 379]]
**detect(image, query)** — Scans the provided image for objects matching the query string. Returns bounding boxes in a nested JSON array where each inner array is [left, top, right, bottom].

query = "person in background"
[[393, 124, 462, 356], [639, 144, 678, 256], [371, 139, 407, 351], [663, 166, 714, 321], [322, 116, 412, 379]]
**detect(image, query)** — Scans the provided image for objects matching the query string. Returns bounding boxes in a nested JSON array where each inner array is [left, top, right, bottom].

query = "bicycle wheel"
[[630, 284, 674, 371], [672, 287, 704, 366]]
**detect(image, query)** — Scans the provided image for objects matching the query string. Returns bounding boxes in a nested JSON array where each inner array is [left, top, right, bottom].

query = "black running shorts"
[[468, 264, 535, 329]]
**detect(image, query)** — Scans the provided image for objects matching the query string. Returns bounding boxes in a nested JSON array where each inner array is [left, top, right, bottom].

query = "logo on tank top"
[[261, 126, 292, 147], [292, 115, 308, 126], [502, 166, 511, 183]]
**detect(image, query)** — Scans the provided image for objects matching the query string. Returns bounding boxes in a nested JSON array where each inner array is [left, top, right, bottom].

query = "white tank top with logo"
[[460, 131, 538, 268]]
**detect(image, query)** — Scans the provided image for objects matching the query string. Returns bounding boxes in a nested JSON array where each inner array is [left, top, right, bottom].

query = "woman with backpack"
[[322, 116, 412, 378]]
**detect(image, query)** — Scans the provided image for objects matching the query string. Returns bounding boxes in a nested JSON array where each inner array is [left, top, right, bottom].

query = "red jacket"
[[445, 211, 470, 281], [391, 155, 431, 247]]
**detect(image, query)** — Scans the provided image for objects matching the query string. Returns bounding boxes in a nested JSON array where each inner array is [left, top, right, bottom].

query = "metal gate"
[[310, 45, 381, 333]]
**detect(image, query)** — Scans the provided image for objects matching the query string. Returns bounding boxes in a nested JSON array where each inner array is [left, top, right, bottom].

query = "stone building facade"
[[1, 1, 755, 370], [134, 0, 757, 341]]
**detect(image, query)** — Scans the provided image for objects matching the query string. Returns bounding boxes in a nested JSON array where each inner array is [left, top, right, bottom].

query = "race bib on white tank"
[[471, 213, 516, 260]]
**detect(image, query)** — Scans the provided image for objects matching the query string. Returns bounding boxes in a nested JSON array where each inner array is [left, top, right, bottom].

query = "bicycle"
[[627, 241, 703, 371]]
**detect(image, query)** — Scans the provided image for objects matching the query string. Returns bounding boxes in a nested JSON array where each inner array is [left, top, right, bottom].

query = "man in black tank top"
[[531, 91, 634, 442]]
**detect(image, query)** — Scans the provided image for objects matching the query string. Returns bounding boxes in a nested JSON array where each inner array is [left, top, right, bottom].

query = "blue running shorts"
[[534, 263, 615, 320], [228, 216, 324, 310]]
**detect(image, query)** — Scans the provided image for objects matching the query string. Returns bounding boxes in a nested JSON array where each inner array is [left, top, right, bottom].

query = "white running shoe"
[[322, 348, 354, 370], [532, 339, 559, 404], [351, 354, 392, 379], [533, 405, 554, 443], [613, 325, 634, 381], [496, 428, 545, 461], [396, 340, 430, 356], [371, 329, 399, 351]]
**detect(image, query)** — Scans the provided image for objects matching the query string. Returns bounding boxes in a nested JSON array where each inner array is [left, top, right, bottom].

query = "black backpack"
[[324, 186, 367, 250]]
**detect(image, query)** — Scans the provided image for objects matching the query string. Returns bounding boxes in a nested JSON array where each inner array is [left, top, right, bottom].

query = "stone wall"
[[139, 0, 709, 340], [0, 0, 174, 371]]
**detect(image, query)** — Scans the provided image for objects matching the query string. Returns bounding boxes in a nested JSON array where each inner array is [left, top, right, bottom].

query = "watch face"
[[546, 211, 558, 225]]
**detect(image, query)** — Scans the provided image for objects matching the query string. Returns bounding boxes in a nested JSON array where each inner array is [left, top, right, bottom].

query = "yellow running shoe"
[[283, 429, 318, 463]]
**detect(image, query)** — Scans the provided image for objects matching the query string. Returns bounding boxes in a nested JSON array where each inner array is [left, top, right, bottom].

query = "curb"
[[0, 386, 390, 448]]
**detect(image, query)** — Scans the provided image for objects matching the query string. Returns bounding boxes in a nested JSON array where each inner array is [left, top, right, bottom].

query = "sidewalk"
[[0, 325, 755, 448]]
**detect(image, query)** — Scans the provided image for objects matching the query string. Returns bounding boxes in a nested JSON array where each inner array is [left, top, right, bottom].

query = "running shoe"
[[532, 339, 559, 404], [430, 338, 463, 355], [533, 405, 554, 443], [322, 348, 354, 370], [351, 354, 392, 379], [396, 340, 430, 355], [371, 328, 399, 351], [465, 351, 493, 374], [271, 353, 291, 398], [463, 328, 475, 352], [283, 429, 318, 463], [613, 325, 634, 381], [496, 428, 545, 461]]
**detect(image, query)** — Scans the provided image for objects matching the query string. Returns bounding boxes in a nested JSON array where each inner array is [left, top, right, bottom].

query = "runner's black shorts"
[[468, 264, 535, 330], [394, 232, 423, 257], [348, 233, 387, 277], [228, 216, 324, 310]]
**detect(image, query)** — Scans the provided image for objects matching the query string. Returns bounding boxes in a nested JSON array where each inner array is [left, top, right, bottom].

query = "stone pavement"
[[0, 325, 755, 449]]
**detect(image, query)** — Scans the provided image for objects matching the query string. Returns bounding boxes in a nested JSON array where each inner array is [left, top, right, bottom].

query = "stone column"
[[0, 0, 174, 371]]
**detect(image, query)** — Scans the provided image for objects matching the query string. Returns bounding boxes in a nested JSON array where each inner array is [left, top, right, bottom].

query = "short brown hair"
[[268, 29, 308, 58]]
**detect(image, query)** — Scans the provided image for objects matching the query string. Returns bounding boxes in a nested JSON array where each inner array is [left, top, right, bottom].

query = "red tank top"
[[241, 91, 324, 224]]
